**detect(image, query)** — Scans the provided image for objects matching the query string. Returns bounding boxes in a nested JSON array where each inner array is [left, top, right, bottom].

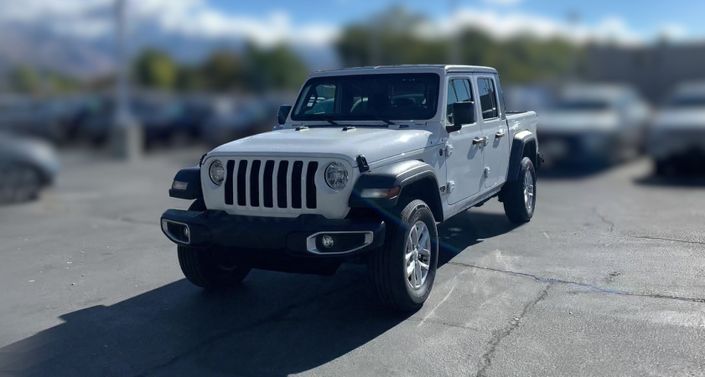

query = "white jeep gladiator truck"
[[161, 65, 540, 311]]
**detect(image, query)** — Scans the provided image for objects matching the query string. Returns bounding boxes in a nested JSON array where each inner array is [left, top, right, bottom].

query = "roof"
[[310, 64, 497, 78]]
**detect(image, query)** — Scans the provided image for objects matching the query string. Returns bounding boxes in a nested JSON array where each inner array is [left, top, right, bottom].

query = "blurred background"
[[1, 0, 704, 204]]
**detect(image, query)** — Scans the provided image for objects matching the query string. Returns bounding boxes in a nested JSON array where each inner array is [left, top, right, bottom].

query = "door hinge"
[[484, 167, 491, 178], [444, 143, 454, 157]]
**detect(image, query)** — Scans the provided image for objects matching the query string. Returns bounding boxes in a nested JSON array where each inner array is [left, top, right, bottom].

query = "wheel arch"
[[507, 132, 538, 183], [349, 160, 444, 221]]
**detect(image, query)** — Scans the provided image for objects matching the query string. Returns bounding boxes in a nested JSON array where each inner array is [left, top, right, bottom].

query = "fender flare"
[[349, 160, 441, 212], [507, 131, 538, 183], [168, 167, 203, 200]]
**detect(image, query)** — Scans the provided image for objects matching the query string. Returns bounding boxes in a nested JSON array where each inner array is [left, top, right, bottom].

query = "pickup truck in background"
[[161, 65, 540, 311], [649, 82, 705, 175], [539, 84, 650, 168]]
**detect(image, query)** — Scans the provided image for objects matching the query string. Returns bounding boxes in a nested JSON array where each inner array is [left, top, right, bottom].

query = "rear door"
[[475, 75, 510, 189], [445, 76, 486, 205]]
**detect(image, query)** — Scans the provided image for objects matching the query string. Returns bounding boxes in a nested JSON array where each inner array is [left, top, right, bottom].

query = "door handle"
[[472, 137, 487, 146], [495, 130, 506, 138]]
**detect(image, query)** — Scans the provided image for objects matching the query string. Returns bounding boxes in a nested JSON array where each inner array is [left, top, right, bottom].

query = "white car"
[[539, 84, 649, 167], [161, 65, 540, 311], [649, 82, 705, 175]]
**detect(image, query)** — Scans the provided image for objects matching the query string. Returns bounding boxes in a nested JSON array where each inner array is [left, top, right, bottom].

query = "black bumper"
[[160, 209, 386, 260]]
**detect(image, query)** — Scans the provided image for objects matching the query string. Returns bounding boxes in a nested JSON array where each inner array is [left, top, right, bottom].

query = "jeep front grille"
[[223, 159, 318, 210]]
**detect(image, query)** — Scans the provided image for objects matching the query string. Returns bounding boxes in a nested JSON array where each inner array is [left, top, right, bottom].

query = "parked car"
[[504, 84, 556, 113], [0, 97, 64, 143], [200, 97, 279, 146], [649, 82, 705, 175], [539, 84, 650, 167], [0, 132, 60, 204], [161, 65, 540, 312], [77, 96, 191, 148]]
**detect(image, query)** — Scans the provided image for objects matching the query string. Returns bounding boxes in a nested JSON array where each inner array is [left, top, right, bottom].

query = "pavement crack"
[[447, 261, 705, 304], [592, 207, 615, 232], [629, 234, 705, 246], [475, 285, 551, 377]]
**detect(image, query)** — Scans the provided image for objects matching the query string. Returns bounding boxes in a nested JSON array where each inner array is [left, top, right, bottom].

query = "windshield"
[[291, 73, 440, 121], [555, 99, 611, 111], [668, 94, 705, 108]]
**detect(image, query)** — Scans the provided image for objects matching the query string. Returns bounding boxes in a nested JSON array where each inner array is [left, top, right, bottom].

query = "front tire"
[[178, 246, 251, 289], [368, 199, 439, 312], [177, 199, 250, 289], [502, 157, 536, 224]]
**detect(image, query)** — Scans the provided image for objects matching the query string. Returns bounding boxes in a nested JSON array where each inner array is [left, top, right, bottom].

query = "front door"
[[445, 76, 486, 205], [476, 75, 510, 189]]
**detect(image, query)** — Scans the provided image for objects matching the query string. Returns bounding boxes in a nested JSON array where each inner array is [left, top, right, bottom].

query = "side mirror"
[[446, 102, 475, 133], [277, 105, 292, 125]]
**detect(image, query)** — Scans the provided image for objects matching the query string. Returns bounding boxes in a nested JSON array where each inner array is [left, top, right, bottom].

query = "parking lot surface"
[[0, 151, 703, 376]]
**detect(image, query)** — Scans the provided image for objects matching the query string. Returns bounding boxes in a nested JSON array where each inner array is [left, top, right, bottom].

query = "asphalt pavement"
[[0, 150, 703, 377]]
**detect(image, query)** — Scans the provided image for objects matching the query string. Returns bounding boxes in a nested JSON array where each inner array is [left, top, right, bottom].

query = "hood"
[[652, 108, 705, 130], [539, 110, 619, 133], [209, 126, 435, 166]]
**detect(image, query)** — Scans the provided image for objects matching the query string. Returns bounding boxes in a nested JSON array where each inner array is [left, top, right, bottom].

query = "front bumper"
[[160, 209, 386, 259], [539, 131, 616, 164], [648, 128, 705, 160]]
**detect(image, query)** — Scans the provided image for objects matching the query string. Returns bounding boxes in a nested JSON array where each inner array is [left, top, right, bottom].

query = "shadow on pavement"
[[438, 211, 520, 266], [0, 212, 516, 376], [634, 174, 705, 188], [537, 163, 613, 180]]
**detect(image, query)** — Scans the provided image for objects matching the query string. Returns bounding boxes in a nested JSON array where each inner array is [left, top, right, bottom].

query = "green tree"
[[242, 44, 309, 91], [200, 50, 244, 92], [336, 7, 581, 85], [133, 48, 177, 90], [7, 66, 41, 94], [337, 7, 447, 66]]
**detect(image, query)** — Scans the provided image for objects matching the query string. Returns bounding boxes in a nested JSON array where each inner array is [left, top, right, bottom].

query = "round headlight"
[[324, 162, 349, 190], [209, 159, 225, 186]]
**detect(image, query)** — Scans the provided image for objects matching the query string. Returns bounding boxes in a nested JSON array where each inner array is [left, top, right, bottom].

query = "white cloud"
[[656, 23, 688, 41], [482, 0, 524, 6], [0, 1, 691, 48], [0, 0, 339, 47], [416, 7, 646, 46]]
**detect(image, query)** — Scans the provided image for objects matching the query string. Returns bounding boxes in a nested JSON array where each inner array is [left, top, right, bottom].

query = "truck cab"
[[161, 65, 539, 311]]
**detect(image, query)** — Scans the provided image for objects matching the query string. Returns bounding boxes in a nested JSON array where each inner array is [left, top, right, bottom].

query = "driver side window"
[[446, 78, 474, 124]]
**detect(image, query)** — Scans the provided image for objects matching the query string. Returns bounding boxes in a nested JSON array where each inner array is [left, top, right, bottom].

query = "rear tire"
[[0, 163, 42, 204], [654, 158, 671, 177], [368, 199, 439, 312], [502, 157, 536, 224]]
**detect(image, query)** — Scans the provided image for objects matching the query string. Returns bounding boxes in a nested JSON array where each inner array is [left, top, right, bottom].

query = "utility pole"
[[448, 0, 461, 64], [110, 0, 142, 160]]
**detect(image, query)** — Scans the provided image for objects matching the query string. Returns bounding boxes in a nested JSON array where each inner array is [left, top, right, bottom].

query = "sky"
[[0, 0, 702, 47]]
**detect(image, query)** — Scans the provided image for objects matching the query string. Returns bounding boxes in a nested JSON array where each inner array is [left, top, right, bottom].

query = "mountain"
[[0, 22, 339, 79]]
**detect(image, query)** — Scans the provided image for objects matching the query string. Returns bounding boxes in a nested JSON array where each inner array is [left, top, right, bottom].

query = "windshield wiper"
[[320, 117, 340, 126], [379, 119, 396, 126]]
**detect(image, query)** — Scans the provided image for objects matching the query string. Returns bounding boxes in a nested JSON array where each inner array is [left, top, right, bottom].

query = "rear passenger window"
[[446, 78, 474, 124], [478, 78, 499, 119]]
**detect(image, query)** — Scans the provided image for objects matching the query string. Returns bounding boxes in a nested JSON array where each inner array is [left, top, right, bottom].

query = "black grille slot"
[[277, 161, 289, 208], [250, 160, 261, 206], [263, 160, 274, 208], [306, 161, 318, 209], [291, 161, 303, 209], [237, 160, 248, 206], [225, 160, 235, 205], [224, 158, 317, 211]]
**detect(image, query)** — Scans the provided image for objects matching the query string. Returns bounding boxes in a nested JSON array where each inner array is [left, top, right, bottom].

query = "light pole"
[[110, 0, 142, 160], [448, 0, 461, 64]]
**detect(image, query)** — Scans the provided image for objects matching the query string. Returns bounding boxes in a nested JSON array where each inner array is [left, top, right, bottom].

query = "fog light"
[[183, 226, 190, 238], [321, 235, 335, 249]]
